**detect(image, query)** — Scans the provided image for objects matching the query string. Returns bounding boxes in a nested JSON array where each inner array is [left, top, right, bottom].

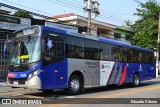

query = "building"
[[45, 13, 117, 38], [113, 27, 134, 44], [45, 13, 134, 44], [0, 13, 31, 81]]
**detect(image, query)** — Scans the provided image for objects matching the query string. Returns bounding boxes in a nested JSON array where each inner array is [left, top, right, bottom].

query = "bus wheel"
[[133, 74, 140, 87], [67, 75, 83, 95]]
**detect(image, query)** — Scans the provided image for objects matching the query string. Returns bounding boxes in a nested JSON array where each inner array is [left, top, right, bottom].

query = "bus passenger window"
[[84, 40, 99, 60], [66, 37, 84, 59], [99, 43, 111, 61], [111, 45, 122, 61], [121, 47, 132, 62], [45, 36, 64, 57], [141, 51, 147, 63]]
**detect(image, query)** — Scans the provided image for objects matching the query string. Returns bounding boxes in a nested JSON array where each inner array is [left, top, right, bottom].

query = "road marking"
[[37, 85, 160, 107]]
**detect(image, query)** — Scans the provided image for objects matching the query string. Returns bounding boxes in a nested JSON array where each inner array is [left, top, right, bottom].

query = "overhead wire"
[[1, 0, 133, 25], [46, 0, 126, 24], [2, 0, 54, 16]]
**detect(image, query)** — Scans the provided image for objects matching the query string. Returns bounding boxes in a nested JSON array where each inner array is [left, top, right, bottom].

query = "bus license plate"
[[13, 81, 18, 85]]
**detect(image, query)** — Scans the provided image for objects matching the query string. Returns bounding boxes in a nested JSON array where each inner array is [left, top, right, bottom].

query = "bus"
[[5, 25, 156, 95]]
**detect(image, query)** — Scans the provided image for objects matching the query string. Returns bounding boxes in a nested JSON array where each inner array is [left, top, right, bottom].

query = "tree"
[[131, 0, 160, 49], [121, 20, 132, 30], [13, 10, 33, 18]]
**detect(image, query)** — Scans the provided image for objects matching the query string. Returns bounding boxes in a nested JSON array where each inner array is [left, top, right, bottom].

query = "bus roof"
[[41, 25, 153, 53]]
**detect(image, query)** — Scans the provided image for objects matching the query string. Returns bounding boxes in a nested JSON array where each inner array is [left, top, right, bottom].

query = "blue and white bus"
[[5, 25, 156, 95]]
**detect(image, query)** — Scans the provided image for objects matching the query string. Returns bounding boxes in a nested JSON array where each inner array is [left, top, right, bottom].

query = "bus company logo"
[[101, 64, 105, 69], [101, 64, 111, 69]]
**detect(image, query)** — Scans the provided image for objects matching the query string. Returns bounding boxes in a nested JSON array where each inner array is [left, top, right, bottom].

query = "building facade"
[[45, 13, 134, 44], [45, 13, 117, 38], [0, 13, 31, 81], [113, 27, 134, 44]]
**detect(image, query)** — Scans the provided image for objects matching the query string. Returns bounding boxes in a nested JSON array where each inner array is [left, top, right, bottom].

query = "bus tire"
[[133, 74, 140, 87], [67, 75, 83, 95]]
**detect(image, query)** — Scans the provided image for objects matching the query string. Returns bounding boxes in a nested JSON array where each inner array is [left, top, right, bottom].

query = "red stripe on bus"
[[120, 65, 127, 84]]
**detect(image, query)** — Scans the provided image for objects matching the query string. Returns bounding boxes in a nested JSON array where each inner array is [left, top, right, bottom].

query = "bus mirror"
[[42, 39, 46, 53], [3, 42, 11, 59]]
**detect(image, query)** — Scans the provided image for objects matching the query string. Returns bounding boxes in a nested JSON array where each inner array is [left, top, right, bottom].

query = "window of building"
[[114, 33, 121, 39], [125, 35, 131, 41]]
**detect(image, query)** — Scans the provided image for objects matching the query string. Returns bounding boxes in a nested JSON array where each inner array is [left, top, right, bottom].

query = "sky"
[[1, 0, 160, 26]]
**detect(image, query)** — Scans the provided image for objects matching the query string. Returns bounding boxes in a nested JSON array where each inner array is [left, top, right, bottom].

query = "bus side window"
[[141, 51, 147, 64], [121, 47, 132, 62], [147, 52, 154, 64], [111, 45, 122, 61], [66, 37, 84, 59], [121, 47, 127, 62], [84, 40, 99, 60], [132, 49, 141, 63], [45, 36, 64, 57], [100, 43, 111, 61]]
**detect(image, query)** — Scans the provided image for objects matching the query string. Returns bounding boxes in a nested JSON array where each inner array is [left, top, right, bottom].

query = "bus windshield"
[[9, 36, 40, 65]]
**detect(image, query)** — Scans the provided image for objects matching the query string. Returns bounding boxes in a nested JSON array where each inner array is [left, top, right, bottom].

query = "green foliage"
[[121, 20, 132, 30], [132, 0, 160, 49], [13, 10, 33, 18]]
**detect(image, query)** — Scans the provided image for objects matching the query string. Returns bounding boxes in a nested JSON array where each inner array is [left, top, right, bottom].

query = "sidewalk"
[[0, 80, 8, 87]]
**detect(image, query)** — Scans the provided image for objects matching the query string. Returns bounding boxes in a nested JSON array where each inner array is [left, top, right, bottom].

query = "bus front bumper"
[[7, 75, 41, 89]]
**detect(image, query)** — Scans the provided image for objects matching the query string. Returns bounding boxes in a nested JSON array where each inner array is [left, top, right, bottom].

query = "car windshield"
[[9, 36, 40, 65]]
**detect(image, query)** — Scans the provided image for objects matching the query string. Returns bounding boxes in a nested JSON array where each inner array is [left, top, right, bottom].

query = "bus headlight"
[[28, 69, 39, 80]]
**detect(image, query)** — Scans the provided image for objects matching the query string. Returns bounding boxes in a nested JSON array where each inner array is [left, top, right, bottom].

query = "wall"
[[113, 28, 134, 44]]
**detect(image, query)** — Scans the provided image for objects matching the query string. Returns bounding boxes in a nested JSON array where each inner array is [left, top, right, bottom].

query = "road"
[[0, 77, 160, 107]]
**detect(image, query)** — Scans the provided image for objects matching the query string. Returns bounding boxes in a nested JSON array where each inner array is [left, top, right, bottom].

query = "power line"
[[2, 0, 53, 16], [1, 0, 129, 25], [47, 0, 125, 24], [54, 0, 84, 9], [101, 10, 135, 17], [0, 2, 60, 21], [46, 0, 84, 12]]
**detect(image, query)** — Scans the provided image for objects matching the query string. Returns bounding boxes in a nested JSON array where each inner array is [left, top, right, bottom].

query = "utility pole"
[[87, 0, 92, 35], [156, 13, 160, 77], [83, 0, 100, 35]]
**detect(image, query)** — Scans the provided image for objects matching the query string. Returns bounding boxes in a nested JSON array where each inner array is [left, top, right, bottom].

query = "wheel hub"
[[135, 76, 139, 85], [71, 79, 80, 92]]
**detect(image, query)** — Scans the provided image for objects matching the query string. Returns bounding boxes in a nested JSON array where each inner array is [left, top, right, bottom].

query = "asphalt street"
[[0, 77, 160, 107]]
